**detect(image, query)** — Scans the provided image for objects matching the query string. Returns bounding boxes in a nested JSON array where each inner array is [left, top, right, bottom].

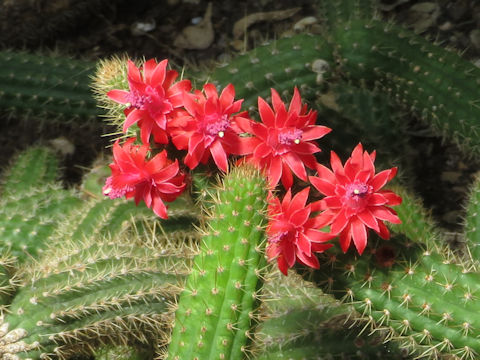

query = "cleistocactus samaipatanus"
[[2, 0, 480, 359]]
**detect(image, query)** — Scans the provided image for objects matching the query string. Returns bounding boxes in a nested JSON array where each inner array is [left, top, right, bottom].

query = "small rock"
[[406, 2, 441, 34], [174, 2, 214, 50], [470, 29, 480, 50]]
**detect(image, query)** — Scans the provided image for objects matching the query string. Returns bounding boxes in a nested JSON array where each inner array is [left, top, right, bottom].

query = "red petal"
[[284, 152, 307, 181], [271, 88, 286, 115], [330, 209, 350, 235], [290, 207, 310, 228], [107, 89, 130, 104], [323, 196, 342, 209], [123, 109, 143, 132], [268, 156, 282, 188], [357, 210, 380, 232], [235, 116, 255, 134], [370, 206, 401, 224], [294, 142, 321, 155], [302, 126, 332, 141], [210, 141, 228, 172], [281, 161, 294, 189], [253, 142, 272, 160], [309, 176, 336, 196], [369, 193, 387, 206], [370, 169, 393, 192], [139, 118, 154, 145], [127, 60, 142, 83], [203, 83, 219, 100], [314, 163, 336, 184], [163, 69, 179, 89], [277, 256, 289, 275], [303, 228, 334, 243], [142, 59, 157, 83], [375, 221, 391, 239], [284, 240, 297, 269], [288, 87, 302, 114], [236, 137, 260, 156], [330, 151, 344, 174], [339, 228, 352, 253], [288, 187, 310, 214], [297, 233, 312, 257], [152, 196, 168, 219], [150, 59, 168, 85], [219, 83, 235, 109], [258, 96, 275, 127], [379, 190, 403, 206], [351, 218, 368, 255]]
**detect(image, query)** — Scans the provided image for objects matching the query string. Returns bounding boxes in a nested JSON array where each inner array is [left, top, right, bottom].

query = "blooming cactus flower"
[[309, 143, 402, 255], [102, 138, 186, 219], [107, 59, 191, 145], [237, 87, 331, 189], [267, 187, 333, 275], [169, 83, 249, 172]]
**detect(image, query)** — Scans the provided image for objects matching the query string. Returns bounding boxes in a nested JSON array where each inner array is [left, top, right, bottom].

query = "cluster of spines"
[[167, 165, 268, 360]]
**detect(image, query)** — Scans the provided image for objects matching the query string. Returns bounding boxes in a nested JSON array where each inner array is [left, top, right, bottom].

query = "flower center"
[[204, 113, 230, 138], [268, 231, 290, 245], [278, 128, 303, 145], [127, 86, 173, 118], [127, 89, 150, 110], [102, 176, 135, 200], [342, 182, 372, 211]]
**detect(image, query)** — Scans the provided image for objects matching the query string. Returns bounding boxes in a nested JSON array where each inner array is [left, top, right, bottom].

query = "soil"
[[1, 0, 480, 232]]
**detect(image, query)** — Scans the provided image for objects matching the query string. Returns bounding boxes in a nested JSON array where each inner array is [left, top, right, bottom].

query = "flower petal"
[[258, 96, 276, 127], [210, 140, 228, 172], [351, 218, 368, 255]]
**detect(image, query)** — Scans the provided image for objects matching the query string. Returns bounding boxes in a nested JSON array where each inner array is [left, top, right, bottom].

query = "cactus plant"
[[2, 0, 480, 359], [166, 165, 268, 360]]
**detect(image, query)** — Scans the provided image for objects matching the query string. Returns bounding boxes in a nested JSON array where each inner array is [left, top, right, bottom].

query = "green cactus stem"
[[312, 186, 480, 359], [0, 184, 83, 262], [326, 17, 480, 157], [1, 146, 59, 195], [0, 49, 100, 126], [167, 164, 268, 360], [253, 270, 402, 360], [462, 172, 480, 263], [0, 229, 193, 360]]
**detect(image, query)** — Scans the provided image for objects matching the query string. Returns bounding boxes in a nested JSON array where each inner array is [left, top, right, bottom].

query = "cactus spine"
[[167, 165, 268, 360]]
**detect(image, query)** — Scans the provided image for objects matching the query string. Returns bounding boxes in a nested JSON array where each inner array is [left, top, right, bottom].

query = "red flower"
[[267, 187, 333, 275], [236, 87, 331, 189], [169, 83, 249, 172], [107, 59, 191, 145], [309, 143, 402, 255], [102, 138, 186, 219]]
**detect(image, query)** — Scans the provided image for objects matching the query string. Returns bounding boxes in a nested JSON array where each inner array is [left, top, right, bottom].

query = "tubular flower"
[[267, 187, 333, 275], [107, 59, 191, 145], [169, 83, 249, 172], [102, 138, 186, 219], [236, 87, 331, 189], [309, 143, 402, 255]]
